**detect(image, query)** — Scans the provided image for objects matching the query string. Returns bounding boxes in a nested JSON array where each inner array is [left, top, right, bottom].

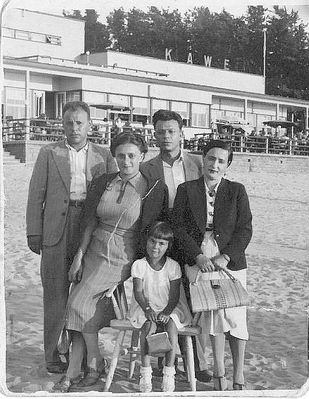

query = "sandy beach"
[[2, 160, 309, 395]]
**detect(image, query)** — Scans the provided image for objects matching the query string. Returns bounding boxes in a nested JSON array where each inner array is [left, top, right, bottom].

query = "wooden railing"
[[2, 118, 155, 146], [185, 134, 309, 156], [2, 118, 309, 156]]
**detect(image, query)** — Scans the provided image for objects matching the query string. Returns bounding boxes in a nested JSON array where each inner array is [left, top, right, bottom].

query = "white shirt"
[[65, 141, 88, 200], [162, 152, 185, 208]]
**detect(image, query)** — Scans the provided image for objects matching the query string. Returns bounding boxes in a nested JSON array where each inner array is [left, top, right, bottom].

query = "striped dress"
[[65, 173, 147, 333]]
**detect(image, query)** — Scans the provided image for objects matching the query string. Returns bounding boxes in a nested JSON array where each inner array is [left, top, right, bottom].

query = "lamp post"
[[263, 28, 267, 79]]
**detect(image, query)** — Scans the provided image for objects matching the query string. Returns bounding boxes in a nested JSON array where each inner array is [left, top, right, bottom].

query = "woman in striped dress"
[[53, 132, 168, 392]]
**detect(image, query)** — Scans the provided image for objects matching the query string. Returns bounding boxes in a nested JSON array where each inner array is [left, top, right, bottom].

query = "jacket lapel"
[[183, 153, 198, 181], [51, 141, 70, 193], [144, 155, 164, 181], [214, 178, 229, 225], [86, 142, 105, 189], [187, 177, 207, 234]]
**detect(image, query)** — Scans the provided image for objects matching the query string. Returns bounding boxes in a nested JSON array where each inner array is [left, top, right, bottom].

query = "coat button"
[[61, 212, 66, 216], [64, 199, 68, 203]]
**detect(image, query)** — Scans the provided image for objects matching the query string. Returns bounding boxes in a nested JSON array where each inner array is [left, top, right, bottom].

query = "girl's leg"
[[139, 321, 156, 393], [227, 333, 246, 386], [165, 319, 178, 367], [140, 320, 156, 367]]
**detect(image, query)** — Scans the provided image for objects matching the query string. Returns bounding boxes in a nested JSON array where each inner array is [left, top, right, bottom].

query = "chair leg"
[[128, 330, 139, 379], [185, 336, 196, 391], [104, 330, 126, 392]]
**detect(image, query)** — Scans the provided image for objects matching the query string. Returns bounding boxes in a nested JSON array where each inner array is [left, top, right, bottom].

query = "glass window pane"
[[171, 101, 189, 119], [30, 32, 46, 43], [192, 103, 209, 127], [108, 94, 129, 107], [132, 97, 149, 115], [15, 30, 30, 40], [152, 99, 169, 114], [3, 27, 14, 38]]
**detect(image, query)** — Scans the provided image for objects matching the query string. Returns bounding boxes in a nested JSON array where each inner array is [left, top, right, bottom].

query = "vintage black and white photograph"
[[1, 0, 308, 395]]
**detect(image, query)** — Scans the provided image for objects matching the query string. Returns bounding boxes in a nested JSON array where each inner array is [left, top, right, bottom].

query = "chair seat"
[[110, 318, 139, 331], [110, 318, 201, 335], [178, 325, 201, 336]]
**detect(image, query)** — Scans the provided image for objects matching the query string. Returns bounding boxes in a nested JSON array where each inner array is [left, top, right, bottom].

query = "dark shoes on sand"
[[46, 362, 68, 374], [52, 358, 109, 393]]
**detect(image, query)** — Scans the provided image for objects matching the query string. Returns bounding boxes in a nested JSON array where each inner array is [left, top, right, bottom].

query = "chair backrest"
[[105, 283, 128, 320]]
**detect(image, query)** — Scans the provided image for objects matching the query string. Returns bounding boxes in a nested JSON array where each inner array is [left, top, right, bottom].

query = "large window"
[[132, 97, 149, 115], [3, 27, 61, 45], [191, 103, 210, 127], [171, 101, 189, 120], [66, 91, 81, 103], [152, 99, 169, 115], [5, 87, 25, 119], [108, 94, 130, 107]]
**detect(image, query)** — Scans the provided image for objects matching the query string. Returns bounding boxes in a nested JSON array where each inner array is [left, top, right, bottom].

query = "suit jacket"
[[172, 177, 252, 271], [140, 151, 203, 185], [26, 140, 118, 246], [82, 171, 169, 258]]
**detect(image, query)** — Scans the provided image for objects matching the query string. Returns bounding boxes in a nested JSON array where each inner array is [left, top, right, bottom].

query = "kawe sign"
[[165, 48, 230, 70]]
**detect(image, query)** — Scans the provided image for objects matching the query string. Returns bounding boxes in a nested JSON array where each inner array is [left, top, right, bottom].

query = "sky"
[[3, 0, 309, 27]]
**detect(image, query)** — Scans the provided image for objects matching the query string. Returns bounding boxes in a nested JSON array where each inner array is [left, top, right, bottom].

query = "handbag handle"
[[194, 266, 236, 284]]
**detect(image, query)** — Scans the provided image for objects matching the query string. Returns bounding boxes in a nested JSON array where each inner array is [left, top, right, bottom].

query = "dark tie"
[[116, 181, 127, 204]]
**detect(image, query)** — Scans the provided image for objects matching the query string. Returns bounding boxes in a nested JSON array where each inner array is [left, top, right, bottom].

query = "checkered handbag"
[[189, 268, 250, 312]]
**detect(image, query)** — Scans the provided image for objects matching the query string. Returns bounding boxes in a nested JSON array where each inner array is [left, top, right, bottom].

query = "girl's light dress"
[[128, 257, 192, 329]]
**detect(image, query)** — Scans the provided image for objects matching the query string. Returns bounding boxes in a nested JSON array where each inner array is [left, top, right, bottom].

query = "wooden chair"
[[103, 283, 201, 392]]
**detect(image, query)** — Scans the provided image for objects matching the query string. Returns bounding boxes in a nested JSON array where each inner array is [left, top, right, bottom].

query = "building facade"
[[3, 8, 309, 139]]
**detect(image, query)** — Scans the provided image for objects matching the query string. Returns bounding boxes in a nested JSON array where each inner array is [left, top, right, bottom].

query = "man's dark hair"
[[152, 109, 183, 130], [202, 139, 233, 166], [62, 101, 91, 120]]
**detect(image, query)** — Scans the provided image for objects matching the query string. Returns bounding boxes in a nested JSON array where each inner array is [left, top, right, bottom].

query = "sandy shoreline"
[[2, 162, 309, 395]]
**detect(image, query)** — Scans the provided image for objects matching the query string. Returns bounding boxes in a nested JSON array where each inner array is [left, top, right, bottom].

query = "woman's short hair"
[[152, 109, 183, 130], [147, 221, 174, 250], [202, 139, 233, 166], [110, 132, 148, 157], [62, 101, 90, 120]]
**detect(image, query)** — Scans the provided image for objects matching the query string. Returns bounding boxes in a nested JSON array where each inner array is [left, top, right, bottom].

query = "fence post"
[[25, 118, 30, 141], [265, 137, 269, 154]]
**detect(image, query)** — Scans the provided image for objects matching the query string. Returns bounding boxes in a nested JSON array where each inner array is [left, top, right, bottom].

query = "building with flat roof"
[[3, 8, 309, 139]]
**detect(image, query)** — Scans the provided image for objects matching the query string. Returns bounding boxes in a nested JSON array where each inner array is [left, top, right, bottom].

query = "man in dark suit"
[[141, 109, 212, 382], [26, 101, 118, 373]]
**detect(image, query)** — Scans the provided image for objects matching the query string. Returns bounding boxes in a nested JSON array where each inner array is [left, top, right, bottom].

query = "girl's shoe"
[[139, 366, 152, 393], [233, 382, 244, 390], [213, 375, 228, 391], [161, 366, 176, 392]]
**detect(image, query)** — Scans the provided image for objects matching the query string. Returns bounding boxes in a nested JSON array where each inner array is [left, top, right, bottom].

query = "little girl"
[[128, 221, 192, 393]]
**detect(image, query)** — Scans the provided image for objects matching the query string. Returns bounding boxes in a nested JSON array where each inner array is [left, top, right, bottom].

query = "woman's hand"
[[196, 254, 215, 272], [211, 254, 229, 271], [68, 250, 84, 283], [145, 307, 157, 322], [157, 312, 170, 324]]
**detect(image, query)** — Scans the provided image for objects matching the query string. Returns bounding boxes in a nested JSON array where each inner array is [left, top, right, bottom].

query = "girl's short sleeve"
[[168, 258, 182, 281], [131, 259, 145, 279]]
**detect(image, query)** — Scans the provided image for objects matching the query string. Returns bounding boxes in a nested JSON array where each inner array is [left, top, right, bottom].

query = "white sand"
[[3, 163, 309, 394]]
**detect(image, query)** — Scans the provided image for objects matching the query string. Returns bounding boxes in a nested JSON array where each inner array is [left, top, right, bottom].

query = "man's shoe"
[[47, 362, 68, 374], [195, 369, 212, 383]]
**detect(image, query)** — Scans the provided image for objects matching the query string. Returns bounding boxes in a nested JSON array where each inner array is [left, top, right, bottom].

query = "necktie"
[[116, 180, 127, 204]]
